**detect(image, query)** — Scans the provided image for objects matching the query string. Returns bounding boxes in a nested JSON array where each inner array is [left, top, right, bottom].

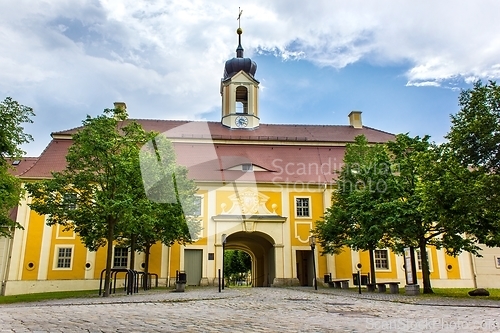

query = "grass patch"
[[343, 286, 500, 301], [0, 289, 99, 305], [421, 288, 500, 301]]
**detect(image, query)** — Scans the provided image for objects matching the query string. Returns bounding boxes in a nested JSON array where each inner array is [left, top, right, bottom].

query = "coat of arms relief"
[[221, 188, 277, 215]]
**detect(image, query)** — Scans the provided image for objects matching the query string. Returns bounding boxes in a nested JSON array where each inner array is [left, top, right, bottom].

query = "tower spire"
[[236, 7, 244, 58]]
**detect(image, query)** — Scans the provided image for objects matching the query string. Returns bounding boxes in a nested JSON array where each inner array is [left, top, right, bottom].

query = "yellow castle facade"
[[1, 30, 500, 296]]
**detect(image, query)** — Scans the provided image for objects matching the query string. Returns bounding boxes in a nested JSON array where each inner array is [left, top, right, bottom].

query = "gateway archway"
[[225, 231, 275, 287]]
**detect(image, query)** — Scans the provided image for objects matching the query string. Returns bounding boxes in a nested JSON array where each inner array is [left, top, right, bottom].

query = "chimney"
[[114, 102, 127, 110], [348, 111, 362, 129]]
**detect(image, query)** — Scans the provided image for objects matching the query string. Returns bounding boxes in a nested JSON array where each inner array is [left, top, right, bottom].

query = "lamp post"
[[309, 235, 317, 290], [221, 234, 227, 290]]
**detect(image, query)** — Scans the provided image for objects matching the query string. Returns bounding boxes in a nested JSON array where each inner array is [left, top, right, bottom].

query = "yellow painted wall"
[[335, 247, 353, 279], [170, 243, 181, 278], [289, 192, 323, 247], [445, 254, 461, 279], [47, 228, 87, 280], [93, 246, 108, 279], [22, 211, 44, 280], [317, 248, 327, 276], [215, 188, 282, 216], [148, 242, 163, 274]]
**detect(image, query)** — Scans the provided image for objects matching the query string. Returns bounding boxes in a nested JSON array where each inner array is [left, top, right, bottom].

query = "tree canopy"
[[446, 80, 500, 247], [382, 134, 479, 293], [315, 135, 393, 284], [315, 134, 481, 293], [120, 134, 201, 277], [26, 107, 199, 296], [0, 97, 34, 237]]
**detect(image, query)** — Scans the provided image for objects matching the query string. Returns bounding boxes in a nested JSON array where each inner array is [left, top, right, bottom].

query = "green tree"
[[446, 80, 500, 247], [382, 134, 479, 293], [121, 135, 201, 281], [26, 107, 150, 297], [447, 80, 500, 173], [315, 135, 393, 285], [224, 250, 251, 285], [0, 97, 35, 237]]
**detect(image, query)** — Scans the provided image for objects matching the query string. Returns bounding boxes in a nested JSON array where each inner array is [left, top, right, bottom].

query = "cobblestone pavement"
[[0, 287, 498, 333]]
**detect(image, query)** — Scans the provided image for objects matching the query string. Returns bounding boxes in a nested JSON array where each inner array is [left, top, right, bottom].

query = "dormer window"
[[242, 163, 253, 172]]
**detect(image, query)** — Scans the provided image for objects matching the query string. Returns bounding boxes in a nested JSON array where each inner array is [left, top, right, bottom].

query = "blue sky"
[[1, 1, 499, 156]]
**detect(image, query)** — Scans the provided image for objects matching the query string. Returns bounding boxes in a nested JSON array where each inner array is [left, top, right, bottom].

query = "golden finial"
[[237, 7, 243, 34]]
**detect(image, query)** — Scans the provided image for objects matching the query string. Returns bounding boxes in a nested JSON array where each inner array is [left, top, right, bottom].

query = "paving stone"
[[0, 287, 498, 332]]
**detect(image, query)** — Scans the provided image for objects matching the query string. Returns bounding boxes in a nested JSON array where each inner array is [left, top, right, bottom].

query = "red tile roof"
[[53, 120, 394, 143], [6, 157, 38, 176], [24, 119, 395, 184]]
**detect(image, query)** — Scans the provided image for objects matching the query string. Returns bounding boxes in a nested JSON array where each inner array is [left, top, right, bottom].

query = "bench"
[[327, 279, 349, 289], [369, 282, 400, 294]]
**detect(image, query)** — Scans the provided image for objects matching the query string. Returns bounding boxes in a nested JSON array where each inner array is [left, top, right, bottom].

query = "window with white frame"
[[63, 193, 77, 210], [416, 248, 432, 271], [56, 247, 73, 269], [296, 197, 310, 217], [193, 195, 203, 217], [374, 249, 389, 269], [495, 256, 500, 269], [113, 247, 128, 268]]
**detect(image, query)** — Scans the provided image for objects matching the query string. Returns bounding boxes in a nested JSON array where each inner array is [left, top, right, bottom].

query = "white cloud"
[[2, 0, 500, 155]]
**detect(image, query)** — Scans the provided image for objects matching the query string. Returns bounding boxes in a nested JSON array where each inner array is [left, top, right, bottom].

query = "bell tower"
[[221, 10, 260, 129]]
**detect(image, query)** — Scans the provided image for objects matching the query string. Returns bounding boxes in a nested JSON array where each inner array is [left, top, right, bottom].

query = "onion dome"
[[223, 27, 257, 80]]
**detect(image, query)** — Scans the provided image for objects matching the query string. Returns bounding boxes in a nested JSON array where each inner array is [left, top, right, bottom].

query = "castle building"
[[1, 27, 499, 296]]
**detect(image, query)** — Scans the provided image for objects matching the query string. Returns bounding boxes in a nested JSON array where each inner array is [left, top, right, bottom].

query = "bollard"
[[218, 269, 221, 293], [358, 271, 361, 294]]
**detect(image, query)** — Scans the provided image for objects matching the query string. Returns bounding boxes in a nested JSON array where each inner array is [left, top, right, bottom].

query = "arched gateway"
[[224, 231, 275, 287]]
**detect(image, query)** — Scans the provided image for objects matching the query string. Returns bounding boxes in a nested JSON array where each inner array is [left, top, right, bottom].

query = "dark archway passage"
[[225, 231, 275, 287]]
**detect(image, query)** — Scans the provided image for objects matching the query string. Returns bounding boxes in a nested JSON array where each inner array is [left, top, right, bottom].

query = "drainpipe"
[[469, 252, 478, 288], [1, 229, 14, 296]]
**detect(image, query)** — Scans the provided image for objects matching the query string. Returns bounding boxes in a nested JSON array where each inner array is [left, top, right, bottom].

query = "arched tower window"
[[235, 86, 248, 114]]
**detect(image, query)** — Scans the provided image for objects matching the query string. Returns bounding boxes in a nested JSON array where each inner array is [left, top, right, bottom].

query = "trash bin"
[[176, 271, 187, 292], [324, 274, 330, 283], [177, 272, 187, 284]]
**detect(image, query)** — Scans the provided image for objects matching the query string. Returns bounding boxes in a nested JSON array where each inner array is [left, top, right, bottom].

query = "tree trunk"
[[129, 234, 136, 271], [419, 240, 433, 294], [369, 249, 377, 284], [144, 242, 151, 289], [103, 219, 115, 297]]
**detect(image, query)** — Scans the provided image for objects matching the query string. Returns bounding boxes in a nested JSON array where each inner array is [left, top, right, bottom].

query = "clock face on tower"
[[235, 115, 248, 128]]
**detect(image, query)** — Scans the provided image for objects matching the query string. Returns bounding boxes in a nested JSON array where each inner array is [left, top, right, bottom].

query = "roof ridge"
[[51, 124, 84, 135], [362, 125, 396, 136], [128, 119, 363, 128]]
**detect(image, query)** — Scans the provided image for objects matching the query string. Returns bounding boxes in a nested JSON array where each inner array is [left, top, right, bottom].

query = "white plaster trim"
[[13, 193, 30, 280], [85, 249, 96, 279], [458, 252, 472, 279], [436, 248, 448, 279], [55, 224, 76, 239], [161, 244, 168, 279], [37, 217, 53, 279], [282, 187, 292, 279], [351, 250, 361, 273], [294, 221, 312, 243]]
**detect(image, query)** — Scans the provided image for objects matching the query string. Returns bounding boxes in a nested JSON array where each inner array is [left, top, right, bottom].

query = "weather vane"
[[237, 7, 243, 29]]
